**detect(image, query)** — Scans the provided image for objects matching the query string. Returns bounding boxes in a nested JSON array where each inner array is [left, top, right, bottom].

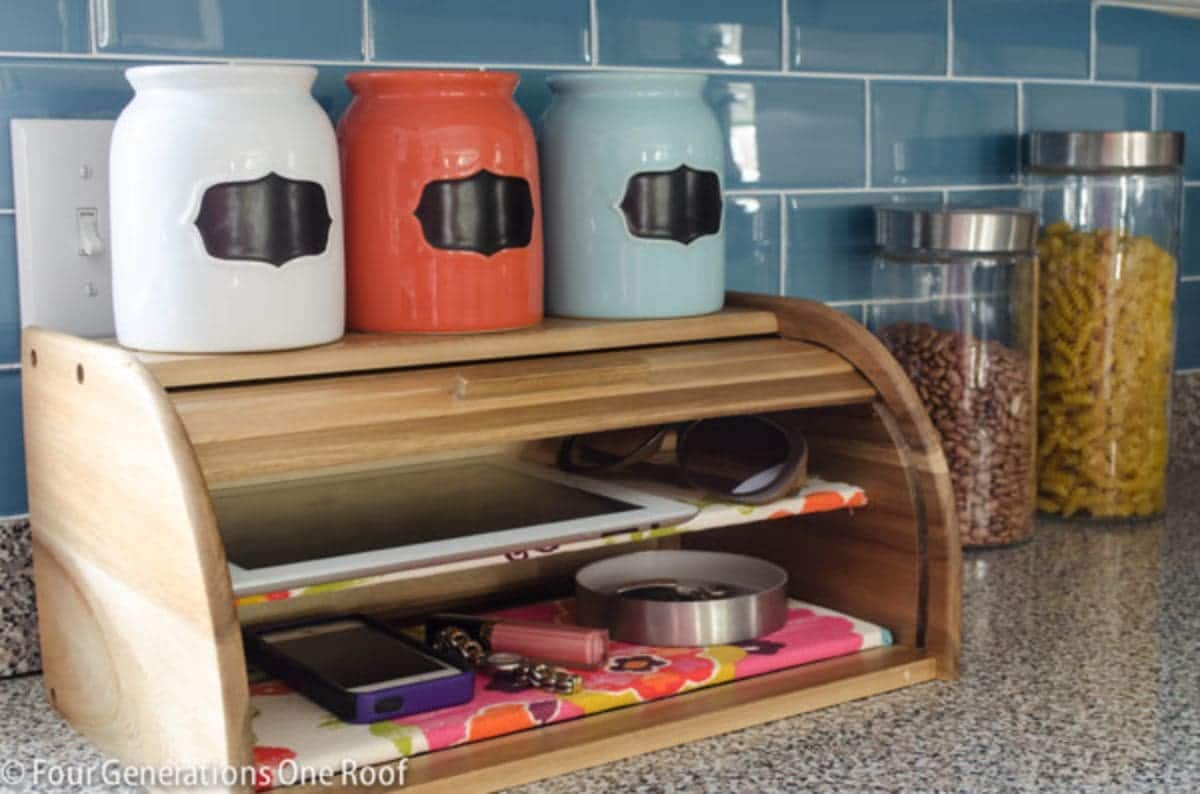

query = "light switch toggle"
[[77, 207, 105, 256]]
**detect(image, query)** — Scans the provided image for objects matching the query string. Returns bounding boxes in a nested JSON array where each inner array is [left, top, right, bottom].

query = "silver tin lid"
[[575, 550, 788, 646], [875, 206, 1038, 254], [1027, 130, 1183, 172]]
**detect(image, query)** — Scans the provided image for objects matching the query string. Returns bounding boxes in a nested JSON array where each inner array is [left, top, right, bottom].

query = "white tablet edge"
[[228, 461, 699, 598]]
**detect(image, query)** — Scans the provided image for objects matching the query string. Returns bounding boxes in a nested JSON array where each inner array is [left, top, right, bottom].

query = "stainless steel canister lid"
[[1027, 130, 1184, 172], [575, 550, 788, 646], [874, 207, 1038, 254]]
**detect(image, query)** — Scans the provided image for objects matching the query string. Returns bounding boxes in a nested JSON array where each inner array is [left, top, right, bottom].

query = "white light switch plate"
[[10, 119, 116, 337]]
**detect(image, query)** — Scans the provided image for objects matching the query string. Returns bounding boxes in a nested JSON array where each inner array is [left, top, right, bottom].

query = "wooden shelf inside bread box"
[[22, 294, 961, 793]]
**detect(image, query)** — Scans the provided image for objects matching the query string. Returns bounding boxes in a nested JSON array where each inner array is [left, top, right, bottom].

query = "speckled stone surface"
[[1172, 372, 1200, 471], [2, 472, 1198, 793], [0, 518, 38, 678]]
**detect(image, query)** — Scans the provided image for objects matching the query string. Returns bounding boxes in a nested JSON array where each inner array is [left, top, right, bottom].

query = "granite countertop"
[[3, 475, 1199, 793]]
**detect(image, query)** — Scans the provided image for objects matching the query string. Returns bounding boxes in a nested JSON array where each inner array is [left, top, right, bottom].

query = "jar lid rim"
[[346, 69, 519, 95], [1027, 130, 1184, 171], [875, 206, 1039, 255], [125, 64, 317, 90], [547, 72, 706, 92]]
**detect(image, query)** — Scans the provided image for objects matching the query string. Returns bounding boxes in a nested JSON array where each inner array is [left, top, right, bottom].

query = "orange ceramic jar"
[[338, 70, 543, 332]]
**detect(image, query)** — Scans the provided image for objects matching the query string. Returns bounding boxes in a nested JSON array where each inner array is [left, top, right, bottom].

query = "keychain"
[[432, 626, 582, 695], [484, 652, 580, 695]]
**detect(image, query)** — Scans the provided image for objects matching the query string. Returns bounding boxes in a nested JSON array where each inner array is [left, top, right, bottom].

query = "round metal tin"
[[875, 206, 1038, 255], [1027, 130, 1183, 173], [574, 550, 788, 646]]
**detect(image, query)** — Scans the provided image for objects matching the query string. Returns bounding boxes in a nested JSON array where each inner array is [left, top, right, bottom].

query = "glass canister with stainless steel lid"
[[869, 207, 1039, 547], [1022, 131, 1183, 520]]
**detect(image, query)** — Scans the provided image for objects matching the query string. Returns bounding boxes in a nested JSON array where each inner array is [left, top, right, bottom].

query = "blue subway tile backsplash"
[[708, 76, 865, 189], [0, 372, 26, 517], [943, 188, 1023, 208], [1023, 83, 1152, 132], [98, 0, 364, 60], [598, 0, 780, 71], [0, 0, 91, 54], [0, 60, 133, 208], [311, 65, 358, 120], [788, 0, 946, 76], [785, 192, 941, 303], [1096, 5, 1200, 84], [953, 0, 1090, 79], [724, 195, 781, 295], [1182, 187, 1200, 279], [1158, 91, 1200, 183], [515, 68, 556, 126], [370, 0, 590, 65], [0, 1, 1199, 520], [870, 81, 1018, 187], [1177, 281, 1200, 371], [0, 216, 17, 366]]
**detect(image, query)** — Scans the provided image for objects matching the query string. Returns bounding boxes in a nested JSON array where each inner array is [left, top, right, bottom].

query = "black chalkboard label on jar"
[[194, 172, 333, 267], [413, 169, 535, 257], [619, 165, 722, 245]]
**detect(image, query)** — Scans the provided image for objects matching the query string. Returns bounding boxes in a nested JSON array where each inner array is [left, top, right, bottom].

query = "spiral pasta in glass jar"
[[1024, 131, 1183, 519]]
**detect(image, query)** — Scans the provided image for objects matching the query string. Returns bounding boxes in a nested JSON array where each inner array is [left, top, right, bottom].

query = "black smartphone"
[[244, 614, 474, 724]]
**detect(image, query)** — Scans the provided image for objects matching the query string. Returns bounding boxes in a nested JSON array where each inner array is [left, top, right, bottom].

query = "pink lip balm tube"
[[425, 614, 609, 669]]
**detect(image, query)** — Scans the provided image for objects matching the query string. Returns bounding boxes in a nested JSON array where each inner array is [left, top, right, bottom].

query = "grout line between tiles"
[[1090, 1, 1098, 80], [1097, 0, 1200, 10], [863, 80, 872, 187], [88, 0, 99, 54], [1016, 80, 1025, 134], [361, 0, 373, 62], [780, 0, 790, 72], [851, 294, 995, 307], [0, 184, 1051, 213], [723, 184, 1020, 197], [1015, 80, 1025, 178], [1181, 274, 1200, 282], [0, 513, 29, 523], [6, 48, 1200, 91], [0, 363, 21, 372], [778, 196, 789, 296], [946, 0, 955, 76], [1152, 86, 1160, 128], [0, 50, 365, 66], [589, 0, 600, 67]]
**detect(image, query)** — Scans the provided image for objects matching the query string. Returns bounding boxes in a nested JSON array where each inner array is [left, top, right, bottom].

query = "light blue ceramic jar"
[[538, 73, 726, 318]]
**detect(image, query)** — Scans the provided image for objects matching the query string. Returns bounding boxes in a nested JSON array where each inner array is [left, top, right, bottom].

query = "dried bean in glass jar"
[[870, 207, 1039, 548], [877, 322, 1034, 546]]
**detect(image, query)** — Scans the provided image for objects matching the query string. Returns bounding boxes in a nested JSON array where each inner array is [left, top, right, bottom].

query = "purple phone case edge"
[[350, 668, 476, 724]]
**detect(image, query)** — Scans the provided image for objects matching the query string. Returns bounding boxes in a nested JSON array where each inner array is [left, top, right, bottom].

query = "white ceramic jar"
[[110, 64, 344, 352]]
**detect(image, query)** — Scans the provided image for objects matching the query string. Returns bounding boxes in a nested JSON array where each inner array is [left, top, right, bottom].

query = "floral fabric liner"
[[250, 598, 891, 789], [235, 476, 866, 607]]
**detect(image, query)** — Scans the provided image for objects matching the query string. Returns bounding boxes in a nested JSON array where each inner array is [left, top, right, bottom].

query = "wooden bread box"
[[22, 293, 961, 792]]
